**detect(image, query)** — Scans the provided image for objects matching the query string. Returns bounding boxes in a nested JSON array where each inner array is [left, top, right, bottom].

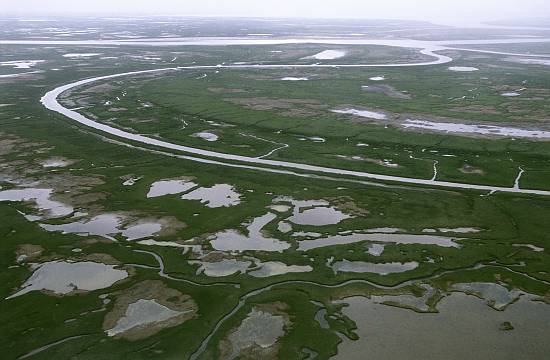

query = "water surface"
[[248, 261, 313, 277], [106, 299, 183, 336], [332, 108, 387, 120], [147, 179, 196, 198], [299, 231, 462, 251], [227, 309, 285, 359], [334, 293, 550, 360], [190, 259, 252, 277], [331, 260, 418, 275], [0, 188, 73, 219], [182, 184, 241, 208], [7, 261, 128, 299], [210, 213, 290, 252]]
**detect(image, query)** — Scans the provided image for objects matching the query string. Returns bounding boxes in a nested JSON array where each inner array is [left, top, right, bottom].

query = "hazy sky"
[[3, 0, 550, 24]]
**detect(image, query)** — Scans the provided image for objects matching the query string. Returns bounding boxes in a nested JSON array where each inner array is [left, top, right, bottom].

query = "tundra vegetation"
[[1, 16, 550, 359]]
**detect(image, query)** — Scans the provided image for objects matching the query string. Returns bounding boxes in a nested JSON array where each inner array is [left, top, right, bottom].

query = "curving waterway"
[[5, 34, 550, 359], [36, 37, 550, 196]]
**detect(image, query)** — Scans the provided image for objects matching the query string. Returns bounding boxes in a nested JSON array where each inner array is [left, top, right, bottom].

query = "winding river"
[[38, 36, 550, 196], [11, 35, 549, 359]]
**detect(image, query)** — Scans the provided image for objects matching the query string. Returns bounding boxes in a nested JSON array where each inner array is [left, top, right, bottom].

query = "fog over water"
[[2, 0, 550, 25]]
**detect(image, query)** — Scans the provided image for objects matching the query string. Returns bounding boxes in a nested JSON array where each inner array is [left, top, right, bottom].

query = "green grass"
[[1, 34, 550, 359]]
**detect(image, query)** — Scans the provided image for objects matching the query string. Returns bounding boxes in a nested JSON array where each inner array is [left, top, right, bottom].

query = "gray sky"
[[3, 0, 550, 24]]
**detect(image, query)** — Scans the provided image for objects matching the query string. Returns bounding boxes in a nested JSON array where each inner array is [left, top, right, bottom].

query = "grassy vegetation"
[[66, 46, 550, 189], [1, 22, 550, 359]]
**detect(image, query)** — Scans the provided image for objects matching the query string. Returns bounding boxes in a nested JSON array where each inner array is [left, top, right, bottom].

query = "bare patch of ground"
[[328, 197, 370, 217], [361, 84, 411, 99], [219, 302, 291, 360], [102, 280, 197, 341], [208, 87, 247, 94], [225, 97, 327, 117], [38, 174, 106, 212], [200, 251, 232, 262], [120, 174, 143, 186], [459, 164, 485, 175], [0, 132, 101, 186], [38, 156, 77, 169], [0, 135, 28, 156], [15, 244, 44, 263], [0, 134, 107, 215], [83, 253, 122, 265], [128, 216, 187, 238], [0, 133, 48, 158]]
